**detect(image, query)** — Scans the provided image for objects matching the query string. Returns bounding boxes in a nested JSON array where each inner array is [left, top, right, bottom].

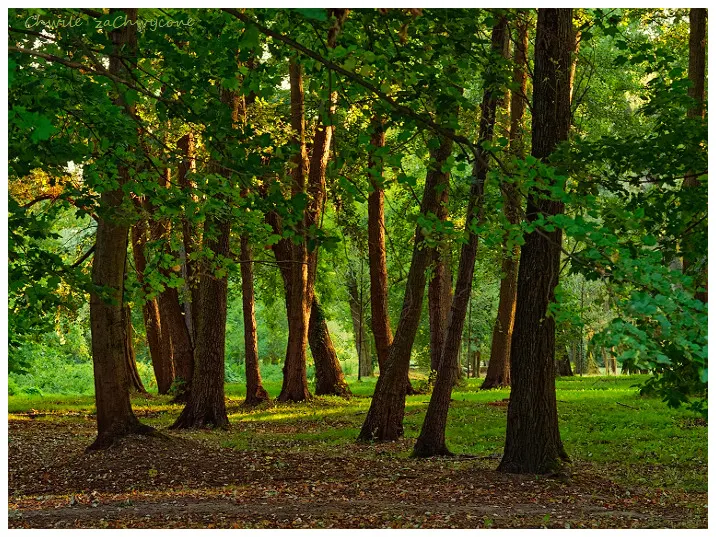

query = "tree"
[[357, 132, 451, 441], [366, 116, 394, 371], [170, 86, 241, 429], [87, 8, 153, 450], [498, 8, 573, 475], [413, 14, 509, 457], [682, 8, 707, 303], [427, 134, 454, 375], [482, 13, 531, 390], [131, 218, 173, 394], [240, 234, 270, 406]]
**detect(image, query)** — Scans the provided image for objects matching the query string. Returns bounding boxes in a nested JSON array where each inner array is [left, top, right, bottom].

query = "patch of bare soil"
[[8, 419, 707, 528]]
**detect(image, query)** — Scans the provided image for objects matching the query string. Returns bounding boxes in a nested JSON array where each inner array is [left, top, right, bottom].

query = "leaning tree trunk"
[[682, 8, 707, 303], [131, 219, 173, 394], [310, 299, 351, 396], [498, 8, 572, 475], [366, 116, 394, 371], [123, 303, 147, 393], [87, 8, 153, 450], [482, 15, 530, 391], [268, 211, 350, 398], [413, 15, 508, 457], [357, 127, 448, 442], [240, 234, 270, 406]]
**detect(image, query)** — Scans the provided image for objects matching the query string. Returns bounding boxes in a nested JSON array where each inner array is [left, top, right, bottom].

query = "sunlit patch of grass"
[[9, 374, 706, 493]]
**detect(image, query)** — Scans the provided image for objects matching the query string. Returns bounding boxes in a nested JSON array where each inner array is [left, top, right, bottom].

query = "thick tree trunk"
[[310, 299, 352, 396], [682, 8, 707, 303], [498, 8, 572, 475], [171, 86, 240, 427], [240, 235, 270, 406], [482, 15, 530, 391], [348, 270, 373, 377], [357, 127, 449, 442], [88, 8, 152, 450], [413, 16, 508, 457], [131, 220, 173, 394], [367, 116, 394, 371], [171, 218, 230, 428], [279, 60, 312, 403]]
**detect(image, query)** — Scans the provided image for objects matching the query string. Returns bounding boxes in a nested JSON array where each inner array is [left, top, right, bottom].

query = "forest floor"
[[7, 376, 707, 528]]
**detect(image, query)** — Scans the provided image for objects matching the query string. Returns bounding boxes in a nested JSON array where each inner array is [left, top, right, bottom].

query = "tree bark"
[[427, 136, 453, 374], [310, 298, 352, 396], [498, 8, 572, 475], [87, 8, 153, 450], [170, 218, 230, 428], [240, 234, 270, 406], [357, 123, 451, 442], [123, 303, 146, 393], [177, 132, 201, 340], [413, 15, 508, 457], [150, 168, 193, 402], [131, 219, 173, 394], [682, 8, 707, 303], [482, 15, 530, 391], [171, 86, 240, 428], [278, 59, 312, 403], [367, 116, 394, 371], [556, 349, 573, 377]]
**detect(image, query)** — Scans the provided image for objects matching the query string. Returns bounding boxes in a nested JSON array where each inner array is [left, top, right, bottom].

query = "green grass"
[[8, 374, 707, 493]]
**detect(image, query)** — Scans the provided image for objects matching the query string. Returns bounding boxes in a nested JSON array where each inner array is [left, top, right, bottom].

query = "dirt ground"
[[7, 417, 707, 529]]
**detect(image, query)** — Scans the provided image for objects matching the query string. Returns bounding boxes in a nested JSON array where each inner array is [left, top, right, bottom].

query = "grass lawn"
[[8, 374, 707, 528]]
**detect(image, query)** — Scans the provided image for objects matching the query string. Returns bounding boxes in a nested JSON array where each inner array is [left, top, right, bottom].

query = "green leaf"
[[294, 8, 327, 21]]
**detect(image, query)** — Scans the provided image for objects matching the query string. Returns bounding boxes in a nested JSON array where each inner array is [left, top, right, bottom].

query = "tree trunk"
[[267, 210, 350, 398], [348, 269, 373, 377], [357, 120, 451, 443], [556, 349, 573, 377], [682, 8, 707, 303], [177, 132, 201, 340], [87, 8, 153, 450], [240, 234, 270, 406], [150, 168, 193, 402], [427, 136, 453, 374], [413, 15, 508, 457], [171, 218, 230, 429], [131, 220, 173, 394], [171, 86, 241, 428], [367, 116, 394, 371], [498, 8, 572, 475], [482, 15, 530, 391], [310, 298, 352, 396], [278, 59, 312, 403], [123, 303, 146, 393]]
